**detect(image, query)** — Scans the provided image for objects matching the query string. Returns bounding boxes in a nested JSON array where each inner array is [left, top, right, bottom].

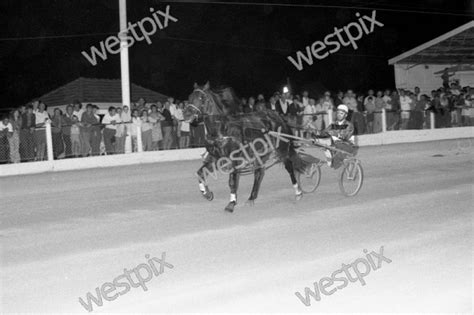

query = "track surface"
[[1, 139, 473, 313]]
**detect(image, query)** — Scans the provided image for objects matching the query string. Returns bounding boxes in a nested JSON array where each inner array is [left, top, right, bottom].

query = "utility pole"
[[119, 0, 132, 153]]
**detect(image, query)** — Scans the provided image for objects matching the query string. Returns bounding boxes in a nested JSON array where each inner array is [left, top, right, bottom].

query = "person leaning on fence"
[[461, 92, 473, 126], [81, 104, 99, 156], [20, 105, 36, 162], [313, 98, 326, 131], [121, 105, 132, 148], [364, 93, 376, 133], [34, 101, 49, 161], [412, 94, 427, 129], [175, 102, 185, 146], [102, 106, 120, 155], [168, 97, 180, 149], [114, 107, 126, 154], [373, 91, 385, 133], [302, 98, 315, 138], [9, 109, 21, 163], [320, 91, 333, 129], [62, 105, 74, 158], [180, 112, 191, 149], [70, 115, 82, 158], [51, 108, 65, 159], [149, 104, 164, 150], [399, 89, 412, 130], [130, 109, 141, 152], [314, 104, 355, 170], [438, 92, 451, 128], [161, 102, 174, 150], [92, 105, 102, 155], [0, 115, 13, 163], [382, 90, 393, 130], [140, 110, 153, 151]]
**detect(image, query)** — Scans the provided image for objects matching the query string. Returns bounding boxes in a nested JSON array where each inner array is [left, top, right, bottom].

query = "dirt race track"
[[1, 139, 472, 313]]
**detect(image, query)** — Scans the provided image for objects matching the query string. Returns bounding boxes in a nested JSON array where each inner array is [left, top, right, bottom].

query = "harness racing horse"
[[185, 82, 311, 213]]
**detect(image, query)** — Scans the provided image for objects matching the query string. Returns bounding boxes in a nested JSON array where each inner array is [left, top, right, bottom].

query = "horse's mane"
[[209, 86, 241, 114]]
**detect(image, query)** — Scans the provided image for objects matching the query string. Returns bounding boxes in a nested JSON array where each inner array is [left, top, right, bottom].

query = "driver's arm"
[[340, 122, 354, 141]]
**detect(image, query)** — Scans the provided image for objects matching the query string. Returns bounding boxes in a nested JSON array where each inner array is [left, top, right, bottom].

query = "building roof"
[[388, 21, 474, 65], [33, 77, 169, 107]]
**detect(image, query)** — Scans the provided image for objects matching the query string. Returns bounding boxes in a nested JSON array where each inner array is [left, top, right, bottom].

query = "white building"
[[388, 21, 474, 95]]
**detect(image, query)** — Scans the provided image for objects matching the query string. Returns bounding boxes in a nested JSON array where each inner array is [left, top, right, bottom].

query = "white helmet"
[[337, 104, 349, 113]]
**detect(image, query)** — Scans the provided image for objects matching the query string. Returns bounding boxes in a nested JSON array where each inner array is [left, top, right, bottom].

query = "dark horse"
[[185, 82, 311, 212]]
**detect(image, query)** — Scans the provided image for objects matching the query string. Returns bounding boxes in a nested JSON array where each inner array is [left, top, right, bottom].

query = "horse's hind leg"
[[224, 171, 239, 212], [284, 159, 303, 200], [225, 171, 240, 213], [247, 168, 265, 206], [196, 163, 214, 201]]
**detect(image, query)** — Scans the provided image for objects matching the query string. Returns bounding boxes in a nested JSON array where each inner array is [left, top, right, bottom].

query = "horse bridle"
[[192, 88, 229, 138], [193, 88, 225, 116]]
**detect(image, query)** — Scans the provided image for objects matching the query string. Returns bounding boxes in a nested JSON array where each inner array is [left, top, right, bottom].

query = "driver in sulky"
[[314, 104, 356, 169]]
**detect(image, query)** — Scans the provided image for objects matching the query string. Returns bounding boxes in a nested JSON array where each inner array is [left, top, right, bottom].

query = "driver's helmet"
[[336, 104, 349, 114]]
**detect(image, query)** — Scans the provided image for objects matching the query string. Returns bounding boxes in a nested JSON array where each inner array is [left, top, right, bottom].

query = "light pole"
[[119, 0, 132, 153]]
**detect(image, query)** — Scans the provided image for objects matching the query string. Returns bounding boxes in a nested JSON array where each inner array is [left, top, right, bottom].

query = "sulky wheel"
[[298, 163, 321, 193], [339, 159, 363, 197]]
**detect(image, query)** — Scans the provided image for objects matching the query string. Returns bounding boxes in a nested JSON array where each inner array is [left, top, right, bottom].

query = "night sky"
[[1, 0, 473, 109]]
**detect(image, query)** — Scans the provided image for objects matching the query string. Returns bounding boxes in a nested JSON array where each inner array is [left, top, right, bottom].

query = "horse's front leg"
[[225, 171, 240, 213], [246, 168, 265, 206], [196, 162, 214, 201], [284, 159, 303, 200]]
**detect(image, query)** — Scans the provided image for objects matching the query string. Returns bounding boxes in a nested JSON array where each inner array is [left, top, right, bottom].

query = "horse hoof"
[[246, 199, 255, 206], [225, 201, 236, 213], [202, 191, 214, 201], [295, 193, 303, 201]]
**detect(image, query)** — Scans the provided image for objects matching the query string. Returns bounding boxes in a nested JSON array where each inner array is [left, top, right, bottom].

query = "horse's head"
[[186, 82, 216, 115]]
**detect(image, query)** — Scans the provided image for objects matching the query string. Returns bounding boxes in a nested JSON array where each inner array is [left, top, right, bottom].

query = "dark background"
[[1, 0, 473, 108]]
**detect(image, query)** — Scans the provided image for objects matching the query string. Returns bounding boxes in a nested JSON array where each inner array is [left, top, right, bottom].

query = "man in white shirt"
[[168, 97, 178, 118], [0, 117, 13, 134], [31, 100, 39, 113], [399, 89, 413, 129], [382, 90, 392, 110], [73, 101, 85, 121], [0, 116, 13, 163], [302, 90, 310, 107], [34, 102, 49, 127], [34, 102, 49, 161], [320, 91, 334, 128], [101, 106, 121, 154], [167, 97, 179, 148], [343, 90, 358, 112], [364, 90, 375, 108]]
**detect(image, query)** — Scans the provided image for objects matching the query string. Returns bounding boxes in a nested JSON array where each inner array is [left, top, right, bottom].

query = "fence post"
[[381, 108, 387, 133], [430, 111, 435, 129], [124, 133, 132, 153], [136, 125, 143, 152], [45, 120, 54, 161], [328, 109, 333, 124]]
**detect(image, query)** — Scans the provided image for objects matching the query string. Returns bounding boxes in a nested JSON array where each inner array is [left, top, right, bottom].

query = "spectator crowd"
[[1, 82, 472, 164]]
